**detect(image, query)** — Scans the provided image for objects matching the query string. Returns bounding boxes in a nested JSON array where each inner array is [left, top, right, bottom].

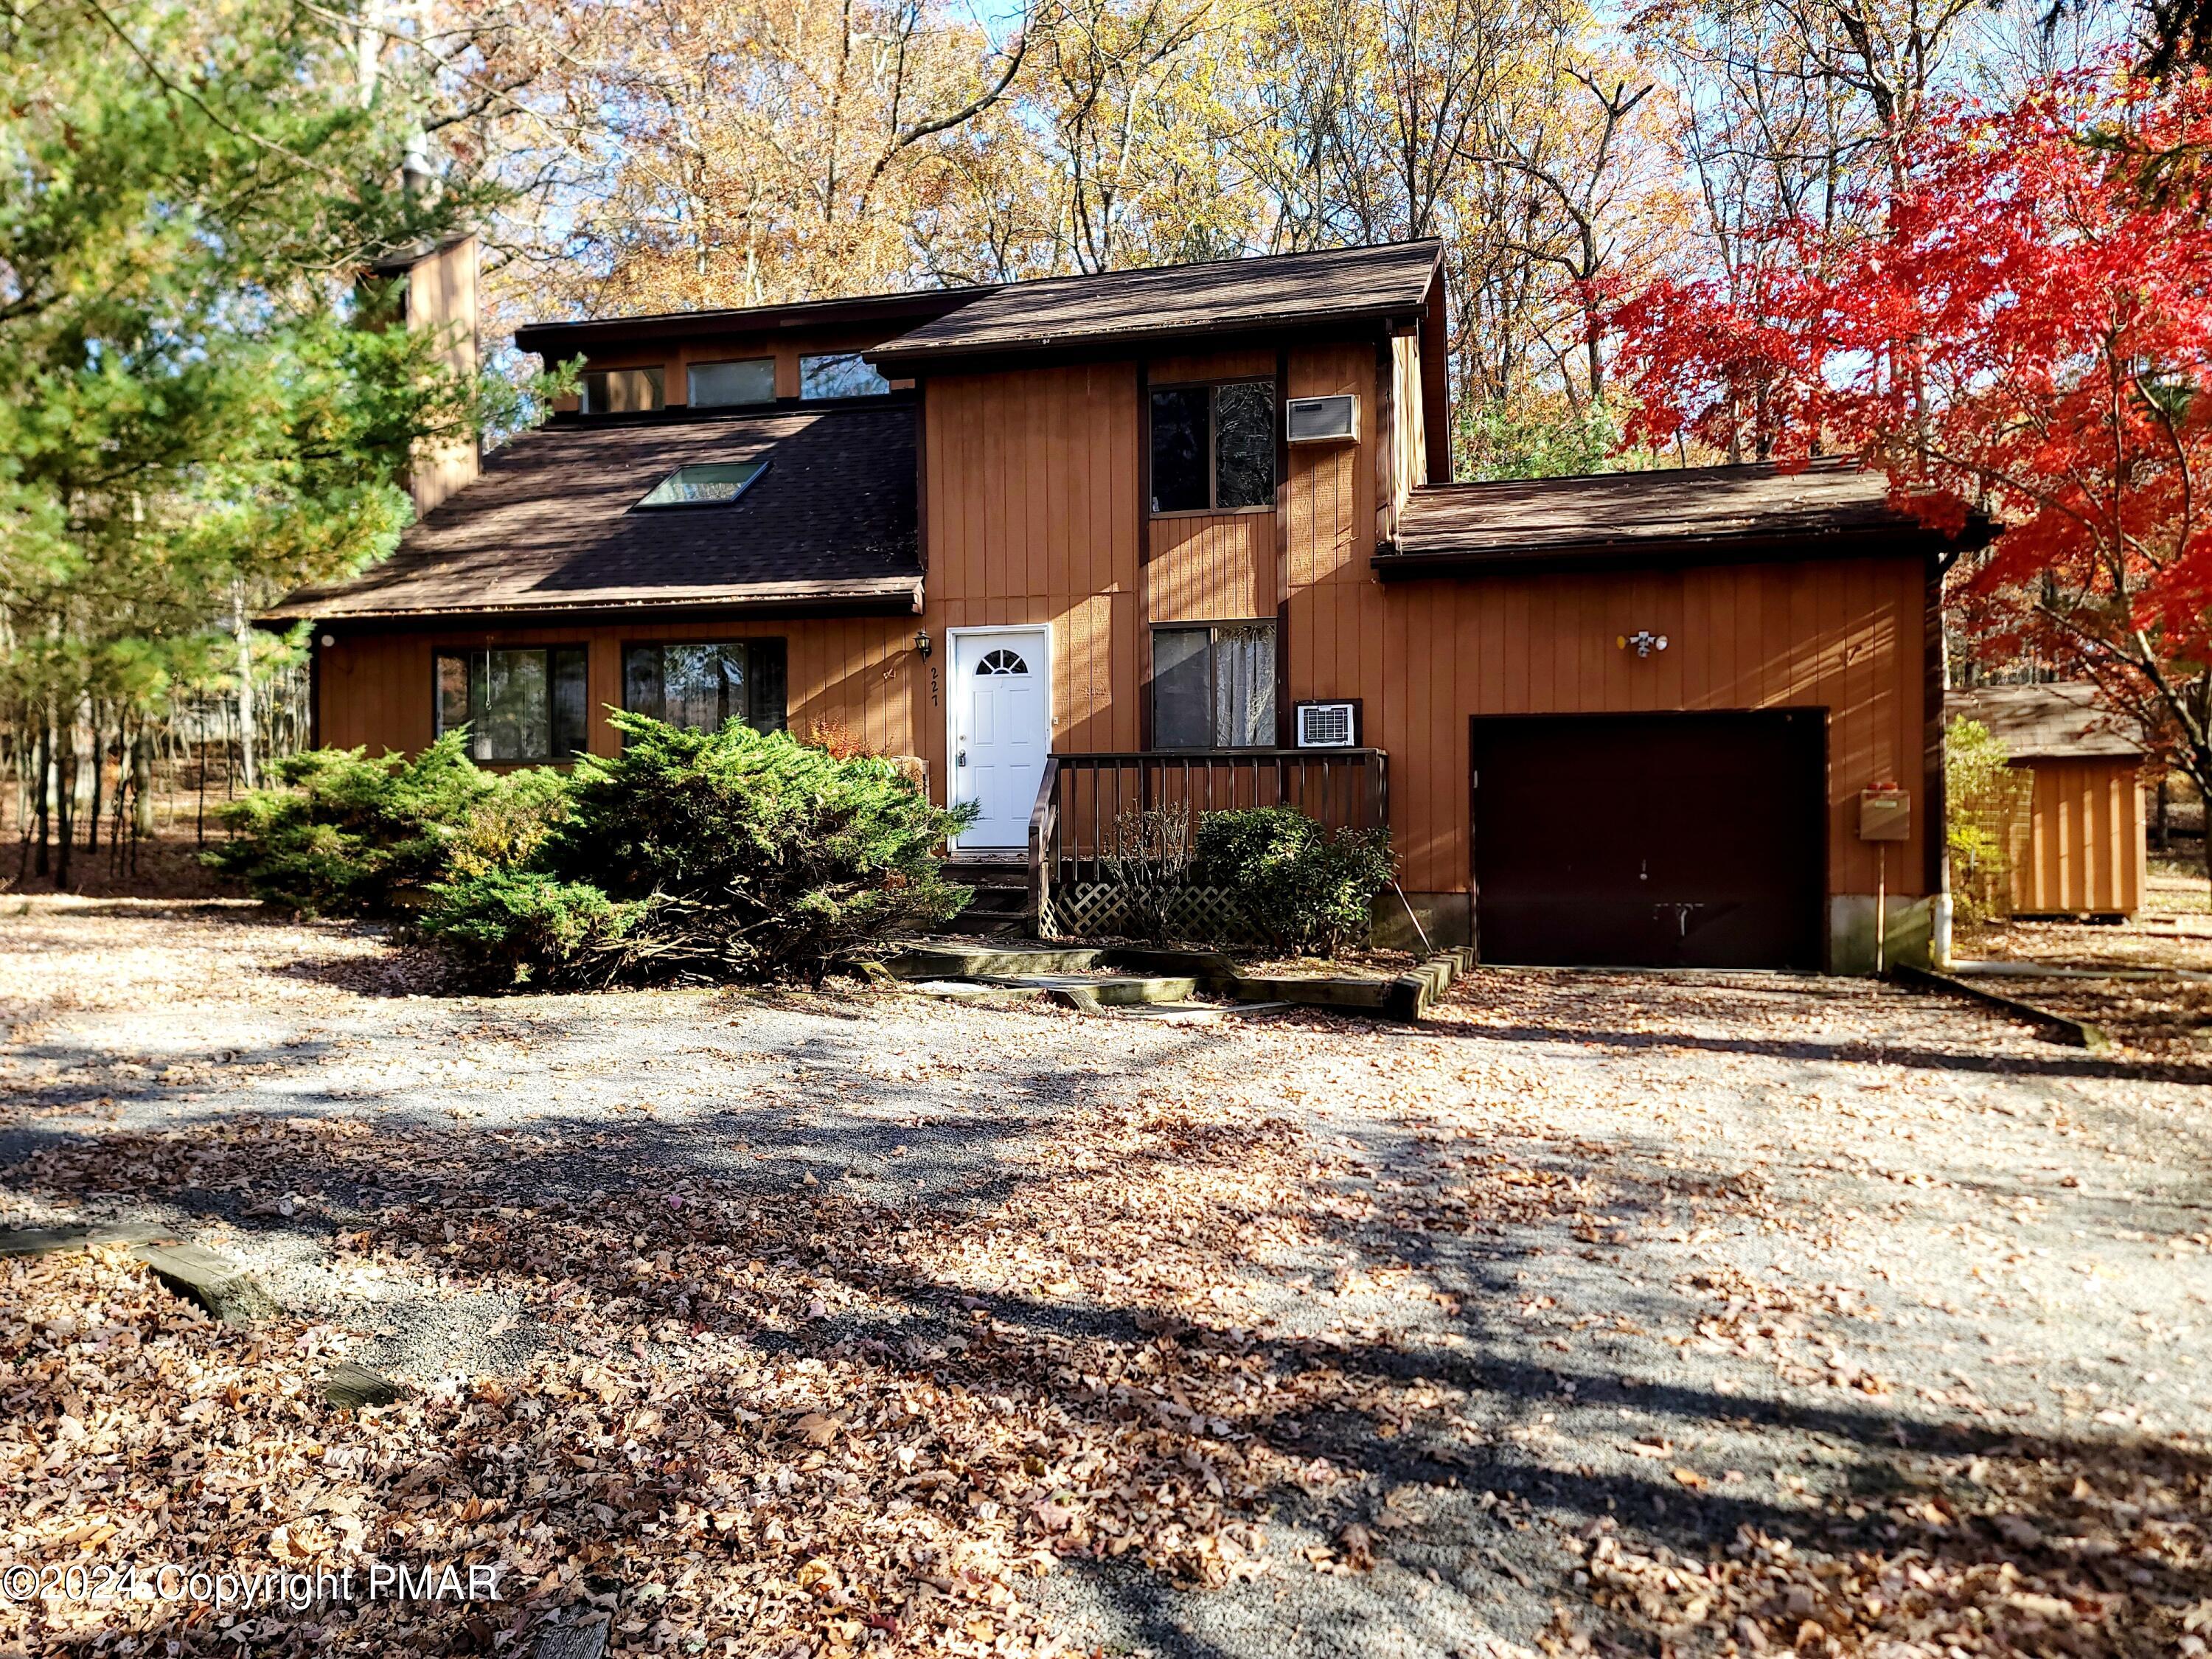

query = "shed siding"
[[2012, 758, 2144, 915]]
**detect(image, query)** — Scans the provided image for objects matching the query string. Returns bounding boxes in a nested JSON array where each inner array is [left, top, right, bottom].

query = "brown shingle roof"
[[266, 406, 920, 624], [1379, 459, 1993, 577], [869, 240, 1442, 366], [1947, 684, 2144, 760]]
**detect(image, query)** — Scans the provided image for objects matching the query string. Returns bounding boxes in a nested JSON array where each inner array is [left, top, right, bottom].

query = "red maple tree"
[[1613, 71, 2212, 813]]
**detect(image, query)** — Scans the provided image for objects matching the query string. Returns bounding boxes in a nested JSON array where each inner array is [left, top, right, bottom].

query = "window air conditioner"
[[1295, 700, 1360, 748], [1285, 394, 1360, 445]]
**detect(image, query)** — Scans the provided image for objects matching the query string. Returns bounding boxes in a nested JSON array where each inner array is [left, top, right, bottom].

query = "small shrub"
[[415, 869, 644, 988], [1947, 717, 2032, 922], [205, 735, 568, 916], [422, 712, 976, 987], [1192, 806, 1394, 955]]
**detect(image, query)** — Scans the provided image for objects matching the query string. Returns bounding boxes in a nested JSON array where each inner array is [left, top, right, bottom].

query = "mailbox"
[[1857, 786, 1910, 841]]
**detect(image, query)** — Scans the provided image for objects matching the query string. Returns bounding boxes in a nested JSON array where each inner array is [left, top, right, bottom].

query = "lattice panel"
[[1040, 883, 1260, 945]]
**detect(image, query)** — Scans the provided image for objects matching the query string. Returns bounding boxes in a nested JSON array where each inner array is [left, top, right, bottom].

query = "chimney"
[[374, 232, 482, 518]]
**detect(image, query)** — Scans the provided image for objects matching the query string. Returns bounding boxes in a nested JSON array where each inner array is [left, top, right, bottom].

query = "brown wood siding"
[[2012, 758, 2145, 915], [317, 616, 919, 762], [919, 362, 1141, 787], [1146, 513, 1273, 622], [1281, 333, 1929, 905], [1346, 558, 1931, 897]]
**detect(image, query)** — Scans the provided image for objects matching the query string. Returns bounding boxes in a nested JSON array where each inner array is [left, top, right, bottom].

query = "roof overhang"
[[261, 575, 924, 631], [1374, 524, 1989, 581], [515, 290, 989, 360], [867, 307, 1427, 373]]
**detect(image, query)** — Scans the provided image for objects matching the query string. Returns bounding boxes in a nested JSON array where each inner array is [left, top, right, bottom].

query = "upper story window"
[[689, 358, 775, 408], [801, 352, 889, 399], [435, 647, 590, 762], [1150, 381, 1275, 514], [580, 367, 664, 414]]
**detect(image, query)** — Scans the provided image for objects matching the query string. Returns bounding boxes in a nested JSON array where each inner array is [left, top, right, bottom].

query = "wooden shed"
[[1948, 684, 2146, 918]]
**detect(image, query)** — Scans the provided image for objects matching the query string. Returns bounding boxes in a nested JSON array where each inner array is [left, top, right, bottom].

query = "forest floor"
[[1, 902, 2208, 1659], [1956, 855, 2212, 1054]]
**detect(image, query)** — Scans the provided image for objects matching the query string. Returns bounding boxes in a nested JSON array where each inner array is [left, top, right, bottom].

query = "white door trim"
[[944, 624, 1053, 852]]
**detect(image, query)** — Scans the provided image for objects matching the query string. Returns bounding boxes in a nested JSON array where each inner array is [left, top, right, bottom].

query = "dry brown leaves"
[[0, 1079, 1478, 1657], [1571, 1439, 2211, 1659]]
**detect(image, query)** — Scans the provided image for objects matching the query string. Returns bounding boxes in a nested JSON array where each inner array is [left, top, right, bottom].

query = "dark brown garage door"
[[1470, 712, 1825, 969]]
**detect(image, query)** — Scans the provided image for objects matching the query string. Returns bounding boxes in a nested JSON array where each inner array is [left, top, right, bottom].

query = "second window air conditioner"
[[1285, 394, 1359, 445]]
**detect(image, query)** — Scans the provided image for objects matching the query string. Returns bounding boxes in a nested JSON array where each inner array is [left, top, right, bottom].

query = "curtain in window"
[[1214, 624, 1276, 746]]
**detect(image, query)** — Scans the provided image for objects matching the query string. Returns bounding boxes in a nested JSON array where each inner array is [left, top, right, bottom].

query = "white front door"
[[949, 627, 1050, 849]]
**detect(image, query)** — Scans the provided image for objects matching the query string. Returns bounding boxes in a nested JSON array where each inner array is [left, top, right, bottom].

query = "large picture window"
[[1150, 381, 1275, 514], [1151, 622, 1276, 750], [622, 641, 787, 736], [434, 647, 590, 762]]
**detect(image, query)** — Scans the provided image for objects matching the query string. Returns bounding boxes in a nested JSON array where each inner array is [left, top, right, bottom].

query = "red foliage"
[[1613, 72, 2212, 724]]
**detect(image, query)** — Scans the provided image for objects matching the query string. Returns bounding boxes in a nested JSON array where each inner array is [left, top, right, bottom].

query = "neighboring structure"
[[271, 238, 1994, 971], [1949, 683, 2147, 919]]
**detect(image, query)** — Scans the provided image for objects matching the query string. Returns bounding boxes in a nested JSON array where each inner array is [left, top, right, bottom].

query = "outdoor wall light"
[[1618, 630, 1669, 658], [914, 630, 933, 658], [319, 634, 335, 648]]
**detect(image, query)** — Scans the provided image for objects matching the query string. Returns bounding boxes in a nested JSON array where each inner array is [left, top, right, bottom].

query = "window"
[[622, 641, 787, 735], [975, 648, 1029, 675], [580, 367, 664, 414], [635, 459, 768, 509], [1149, 381, 1275, 513], [800, 352, 889, 399], [434, 647, 589, 762], [688, 358, 775, 407], [1151, 622, 1276, 749]]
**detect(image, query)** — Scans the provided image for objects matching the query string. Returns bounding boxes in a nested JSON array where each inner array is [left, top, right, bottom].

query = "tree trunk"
[[133, 727, 155, 840], [2157, 776, 2169, 851], [32, 720, 51, 878], [234, 586, 259, 792], [53, 720, 75, 890], [85, 714, 103, 853]]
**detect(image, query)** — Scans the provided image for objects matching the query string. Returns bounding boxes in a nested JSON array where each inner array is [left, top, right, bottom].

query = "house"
[[270, 237, 1994, 972], [1947, 683, 2147, 919]]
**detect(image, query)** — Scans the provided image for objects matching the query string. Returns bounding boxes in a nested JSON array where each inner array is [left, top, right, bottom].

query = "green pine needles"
[[213, 715, 976, 987]]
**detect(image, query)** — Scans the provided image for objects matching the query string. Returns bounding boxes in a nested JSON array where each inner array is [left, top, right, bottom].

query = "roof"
[[513, 287, 984, 360], [1378, 459, 1994, 577], [1947, 683, 2145, 760], [266, 406, 919, 625], [868, 240, 1442, 366]]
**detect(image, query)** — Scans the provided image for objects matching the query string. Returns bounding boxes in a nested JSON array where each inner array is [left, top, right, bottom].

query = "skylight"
[[635, 460, 769, 509]]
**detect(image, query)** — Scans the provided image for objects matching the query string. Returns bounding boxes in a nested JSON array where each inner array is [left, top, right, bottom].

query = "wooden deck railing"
[[1027, 748, 1388, 925]]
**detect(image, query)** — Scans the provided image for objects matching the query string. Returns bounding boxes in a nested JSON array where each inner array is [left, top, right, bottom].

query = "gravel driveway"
[[2, 901, 2206, 1659]]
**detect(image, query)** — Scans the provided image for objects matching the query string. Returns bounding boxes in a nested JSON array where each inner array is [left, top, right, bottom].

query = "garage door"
[[1470, 712, 1825, 969]]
